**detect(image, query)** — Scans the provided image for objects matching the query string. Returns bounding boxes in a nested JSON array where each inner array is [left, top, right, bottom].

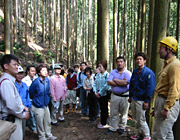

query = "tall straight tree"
[[4, 0, 11, 54], [113, 0, 117, 69], [25, 0, 29, 47], [66, 0, 70, 67], [97, 0, 109, 63], [150, 0, 169, 132], [147, 0, 155, 67], [141, 0, 146, 52], [13, 0, 17, 43], [88, 0, 93, 62]]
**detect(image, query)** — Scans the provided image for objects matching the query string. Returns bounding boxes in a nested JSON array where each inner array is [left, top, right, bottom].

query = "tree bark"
[[113, 0, 117, 69], [66, 0, 70, 67], [150, 0, 169, 133], [147, 0, 155, 67], [97, 0, 109, 63], [4, 0, 11, 54]]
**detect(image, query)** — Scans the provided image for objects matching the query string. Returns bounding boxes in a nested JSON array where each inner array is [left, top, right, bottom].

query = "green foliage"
[[33, 51, 43, 63], [0, 16, 4, 24], [13, 43, 25, 57], [0, 41, 5, 52]]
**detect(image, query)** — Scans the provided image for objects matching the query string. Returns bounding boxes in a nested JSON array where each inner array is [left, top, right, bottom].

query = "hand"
[[161, 109, 168, 119], [128, 98, 132, 103], [150, 107, 154, 117], [24, 111, 30, 120], [143, 102, 149, 110], [95, 92, 100, 98], [24, 106, 29, 112], [73, 88, 77, 91]]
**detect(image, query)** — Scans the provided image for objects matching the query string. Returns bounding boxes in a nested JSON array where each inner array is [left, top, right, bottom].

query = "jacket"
[[129, 66, 156, 103], [29, 77, 50, 108]]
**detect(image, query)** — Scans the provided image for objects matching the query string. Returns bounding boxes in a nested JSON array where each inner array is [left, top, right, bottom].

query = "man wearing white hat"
[[15, 66, 32, 138]]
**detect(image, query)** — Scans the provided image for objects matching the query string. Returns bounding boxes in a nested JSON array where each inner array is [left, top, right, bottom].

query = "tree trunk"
[[147, 0, 155, 67], [113, 0, 117, 69], [13, 0, 17, 43], [25, 0, 29, 47], [66, 0, 70, 67], [97, 0, 109, 63], [60, 0, 64, 62], [136, 0, 142, 52], [10, 0, 13, 54], [4, 0, 11, 54], [88, 0, 93, 63], [150, 0, 169, 133], [49, 0, 52, 48], [74, 0, 78, 63], [141, 0, 146, 52], [42, 0, 45, 43], [18, 0, 22, 35], [123, 0, 127, 58]]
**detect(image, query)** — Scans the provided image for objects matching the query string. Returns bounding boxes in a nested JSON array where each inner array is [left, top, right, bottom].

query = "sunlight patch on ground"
[[28, 42, 44, 51], [0, 9, 4, 18]]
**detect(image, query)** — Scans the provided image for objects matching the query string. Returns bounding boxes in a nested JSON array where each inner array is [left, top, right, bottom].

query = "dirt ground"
[[24, 108, 135, 140]]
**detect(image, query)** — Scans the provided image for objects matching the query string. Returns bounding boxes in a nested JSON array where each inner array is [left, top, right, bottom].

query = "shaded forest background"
[[1, 0, 180, 139]]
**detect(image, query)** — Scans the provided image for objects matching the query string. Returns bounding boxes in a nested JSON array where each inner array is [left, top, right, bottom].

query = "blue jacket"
[[15, 81, 32, 108], [129, 66, 155, 103], [29, 77, 50, 108]]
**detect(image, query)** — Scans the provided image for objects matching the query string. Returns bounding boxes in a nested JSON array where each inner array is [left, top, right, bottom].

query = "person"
[[15, 66, 32, 138], [83, 67, 98, 122], [29, 64, 57, 140], [73, 65, 80, 109], [0, 54, 29, 140], [64, 68, 77, 114], [106, 56, 131, 135], [48, 69, 53, 78], [22, 64, 37, 88], [152, 37, 180, 140], [22, 64, 37, 133], [93, 60, 110, 129], [129, 52, 155, 140], [50, 64, 67, 125], [60, 65, 67, 79], [75, 62, 88, 117]]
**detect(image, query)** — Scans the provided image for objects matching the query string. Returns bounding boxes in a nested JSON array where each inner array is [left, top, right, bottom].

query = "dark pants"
[[88, 92, 98, 120], [80, 87, 89, 115], [99, 95, 109, 125]]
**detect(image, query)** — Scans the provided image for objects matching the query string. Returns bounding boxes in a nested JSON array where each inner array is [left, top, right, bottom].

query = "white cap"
[[18, 66, 25, 73]]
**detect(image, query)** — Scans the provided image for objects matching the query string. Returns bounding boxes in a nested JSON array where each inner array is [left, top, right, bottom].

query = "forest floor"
[[24, 105, 136, 140]]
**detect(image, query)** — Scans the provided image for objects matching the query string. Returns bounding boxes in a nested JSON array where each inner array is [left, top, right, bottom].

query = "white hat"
[[18, 66, 25, 73]]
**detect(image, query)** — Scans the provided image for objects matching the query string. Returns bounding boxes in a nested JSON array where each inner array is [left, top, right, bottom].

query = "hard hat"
[[158, 36, 178, 52], [18, 66, 25, 73]]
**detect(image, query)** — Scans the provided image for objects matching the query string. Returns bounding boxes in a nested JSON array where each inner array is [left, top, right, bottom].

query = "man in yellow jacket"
[[152, 37, 180, 140]]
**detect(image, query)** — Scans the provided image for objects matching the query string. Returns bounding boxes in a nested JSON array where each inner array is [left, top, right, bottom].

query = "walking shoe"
[[97, 123, 110, 129], [105, 129, 116, 134], [72, 108, 76, 112], [47, 136, 57, 140], [130, 135, 139, 140], [51, 122, 58, 126], [143, 136, 151, 140], [118, 129, 125, 135], [58, 119, 66, 122], [65, 109, 70, 115]]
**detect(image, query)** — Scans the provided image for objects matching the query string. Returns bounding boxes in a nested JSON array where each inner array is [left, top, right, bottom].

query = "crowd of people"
[[0, 36, 180, 140]]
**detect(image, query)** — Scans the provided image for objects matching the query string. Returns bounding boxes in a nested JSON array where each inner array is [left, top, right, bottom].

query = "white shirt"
[[0, 73, 25, 119], [22, 75, 37, 88]]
